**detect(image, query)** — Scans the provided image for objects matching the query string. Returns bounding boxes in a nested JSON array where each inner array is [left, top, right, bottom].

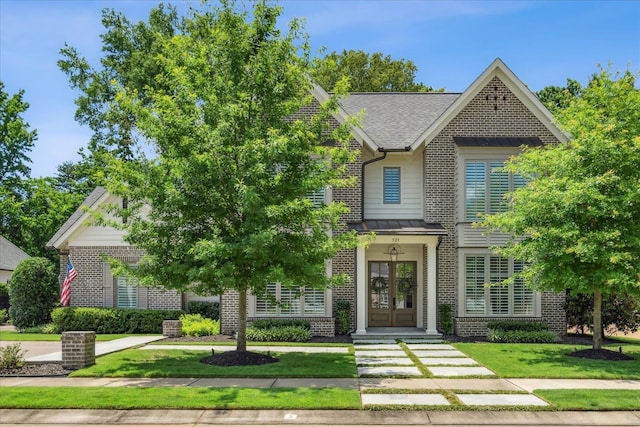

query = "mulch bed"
[[0, 363, 74, 377], [568, 348, 635, 361], [200, 350, 279, 366]]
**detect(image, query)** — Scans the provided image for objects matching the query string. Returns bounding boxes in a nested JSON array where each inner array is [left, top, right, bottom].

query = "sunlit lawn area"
[[71, 349, 357, 378], [535, 389, 640, 410], [454, 342, 640, 379], [0, 387, 361, 410]]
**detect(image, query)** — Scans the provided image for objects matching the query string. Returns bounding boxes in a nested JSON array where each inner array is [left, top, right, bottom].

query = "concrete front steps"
[[351, 327, 442, 342]]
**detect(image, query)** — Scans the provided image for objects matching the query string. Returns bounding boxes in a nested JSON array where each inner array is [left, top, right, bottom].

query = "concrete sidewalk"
[[2, 408, 640, 426]]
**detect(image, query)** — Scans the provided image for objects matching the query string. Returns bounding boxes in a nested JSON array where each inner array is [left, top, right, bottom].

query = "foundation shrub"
[[180, 313, 220, 336], [51, 307, 184, 334]]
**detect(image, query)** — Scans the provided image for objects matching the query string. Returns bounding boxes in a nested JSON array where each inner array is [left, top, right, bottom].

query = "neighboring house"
[[48, 58, 568, 338], [0, 235, 30, 283]]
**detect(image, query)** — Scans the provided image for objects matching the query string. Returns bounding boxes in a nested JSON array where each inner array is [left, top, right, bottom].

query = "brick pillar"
[[163, 320, 182, 337], [62, 331, 96, 369]]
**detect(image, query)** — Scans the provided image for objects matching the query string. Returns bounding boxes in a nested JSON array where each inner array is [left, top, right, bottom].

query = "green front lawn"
[[454, 342, 640, 379], [0, 332, 138, 341], [72, 349, 357, 378], [535, 389, 640, 410], [0, 387, 361, 409]]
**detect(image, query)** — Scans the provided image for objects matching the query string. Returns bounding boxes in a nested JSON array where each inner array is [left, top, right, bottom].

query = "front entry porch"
[[351, 228, 445, 337]]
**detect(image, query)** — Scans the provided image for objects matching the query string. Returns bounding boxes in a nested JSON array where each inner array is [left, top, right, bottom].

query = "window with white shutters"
[[465, 160, 529, 220], [255, 283, 325, 316], [116, 276, 137, 309], [463, 255, 535, 316]]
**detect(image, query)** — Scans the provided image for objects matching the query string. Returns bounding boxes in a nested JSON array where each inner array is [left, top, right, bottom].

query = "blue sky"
[[1, 0, 639, 179]]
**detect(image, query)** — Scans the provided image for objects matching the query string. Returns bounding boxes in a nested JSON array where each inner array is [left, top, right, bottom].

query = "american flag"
[[60, 260, 77, 307]]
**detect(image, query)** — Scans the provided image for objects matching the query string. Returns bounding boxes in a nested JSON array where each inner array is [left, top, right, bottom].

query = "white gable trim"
[[48, 190, 112, 250], [410, 58, 569, 150], [310, 82, 379, 152]]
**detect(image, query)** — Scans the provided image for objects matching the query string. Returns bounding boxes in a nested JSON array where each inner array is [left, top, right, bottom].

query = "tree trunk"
[[592, 289, 603, 350], [237, 287, 247, 352]]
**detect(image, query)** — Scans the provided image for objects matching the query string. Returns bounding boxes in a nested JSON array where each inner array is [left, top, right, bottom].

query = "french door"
[[368, 261, 417, 327]]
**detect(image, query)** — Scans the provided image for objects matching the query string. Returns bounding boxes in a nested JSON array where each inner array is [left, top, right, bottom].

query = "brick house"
[[48, 58, 568, 338]]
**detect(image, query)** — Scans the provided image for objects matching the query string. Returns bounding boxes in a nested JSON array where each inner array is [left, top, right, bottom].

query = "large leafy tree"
[[313, 49, 436, 92], [74, 0, 359, 354], [482, 68, 640, 351]]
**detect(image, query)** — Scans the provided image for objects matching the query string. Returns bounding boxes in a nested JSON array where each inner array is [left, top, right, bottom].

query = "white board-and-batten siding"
[[363, 150, 424, 220]]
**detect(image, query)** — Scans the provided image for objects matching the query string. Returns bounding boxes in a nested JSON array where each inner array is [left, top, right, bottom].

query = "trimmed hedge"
[[487, 319, 559, 343], [487, 320, 549, 332], [487, 329, 560, 343], [9, 258, 58, 329], [246, 325, 312, 342], [250, 319, 310, 330], [51, 307, 184, 334], [187, 301, 220, 320]]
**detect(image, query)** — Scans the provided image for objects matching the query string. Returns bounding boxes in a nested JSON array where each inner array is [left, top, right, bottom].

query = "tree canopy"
[[482, 68, 640, 350], [68, 0, 360, 353], [313, 49, 436, 92]]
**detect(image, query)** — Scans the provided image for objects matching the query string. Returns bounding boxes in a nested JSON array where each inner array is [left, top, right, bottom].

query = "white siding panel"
[[71, 226, 129, 246], [457, 223, 512, 247], [364, 151, 424, 219]]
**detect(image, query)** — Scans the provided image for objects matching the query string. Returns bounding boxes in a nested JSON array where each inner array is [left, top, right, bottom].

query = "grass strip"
[[534, 389, 640, 410], [0, 332, 138, 341], [0, 387, 361, 410], [398, 342, 432, 377], [71, 349, 357, 378], [454, 342, 640, 379], [159, 341, 352, 348]]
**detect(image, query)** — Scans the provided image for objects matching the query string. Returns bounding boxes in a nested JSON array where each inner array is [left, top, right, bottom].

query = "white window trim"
[[457, 248, 541, 317]]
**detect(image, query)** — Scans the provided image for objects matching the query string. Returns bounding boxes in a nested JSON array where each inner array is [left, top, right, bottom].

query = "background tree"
[[73, 0, 359, 356], [0, 82, 37, 247], [482, 68, 640, 352], [58, 4, 180, 185], [536, 78, 582, 113], [313, 49, 436, 92], [565, 291, 640, 336]]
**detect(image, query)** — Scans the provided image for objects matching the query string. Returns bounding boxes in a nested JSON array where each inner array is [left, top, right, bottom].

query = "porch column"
[[425, 240, 438, 335], [355, 245, 367, 335]]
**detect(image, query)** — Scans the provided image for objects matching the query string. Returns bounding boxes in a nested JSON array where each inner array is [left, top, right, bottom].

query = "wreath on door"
[[396, 277, 415, 294], [370, 276, 388, 293]]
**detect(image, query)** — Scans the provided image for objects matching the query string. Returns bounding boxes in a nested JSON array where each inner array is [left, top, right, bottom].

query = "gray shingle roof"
[[0, 235, 30, 270], [340, 93, 460, 149], [46, 186, 108, 249]]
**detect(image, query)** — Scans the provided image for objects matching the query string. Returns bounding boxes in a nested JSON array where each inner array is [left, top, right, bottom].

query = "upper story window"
[[465, 160, 526, 220], [307, 188, 326, 208], [383, 167, 401, 204]]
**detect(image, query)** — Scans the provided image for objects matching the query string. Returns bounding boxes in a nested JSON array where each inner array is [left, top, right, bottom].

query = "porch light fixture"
[[390, 246, 398, 262]]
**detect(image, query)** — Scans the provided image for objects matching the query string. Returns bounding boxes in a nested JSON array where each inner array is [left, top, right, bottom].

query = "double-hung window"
[[465, 160, 526, 220], [255, 283, 326, 316], [463, 254, 534, 316]]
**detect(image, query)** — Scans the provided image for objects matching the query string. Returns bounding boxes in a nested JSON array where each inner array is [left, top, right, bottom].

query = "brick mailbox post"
[[163, 320, 183, 338], [61, 331, 96, 369]]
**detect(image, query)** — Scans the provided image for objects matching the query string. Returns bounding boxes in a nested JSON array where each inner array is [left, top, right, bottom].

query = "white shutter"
[[489, 256, 509, 315], [465, 162, 486, 220], [465, 256, 485, 314]]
